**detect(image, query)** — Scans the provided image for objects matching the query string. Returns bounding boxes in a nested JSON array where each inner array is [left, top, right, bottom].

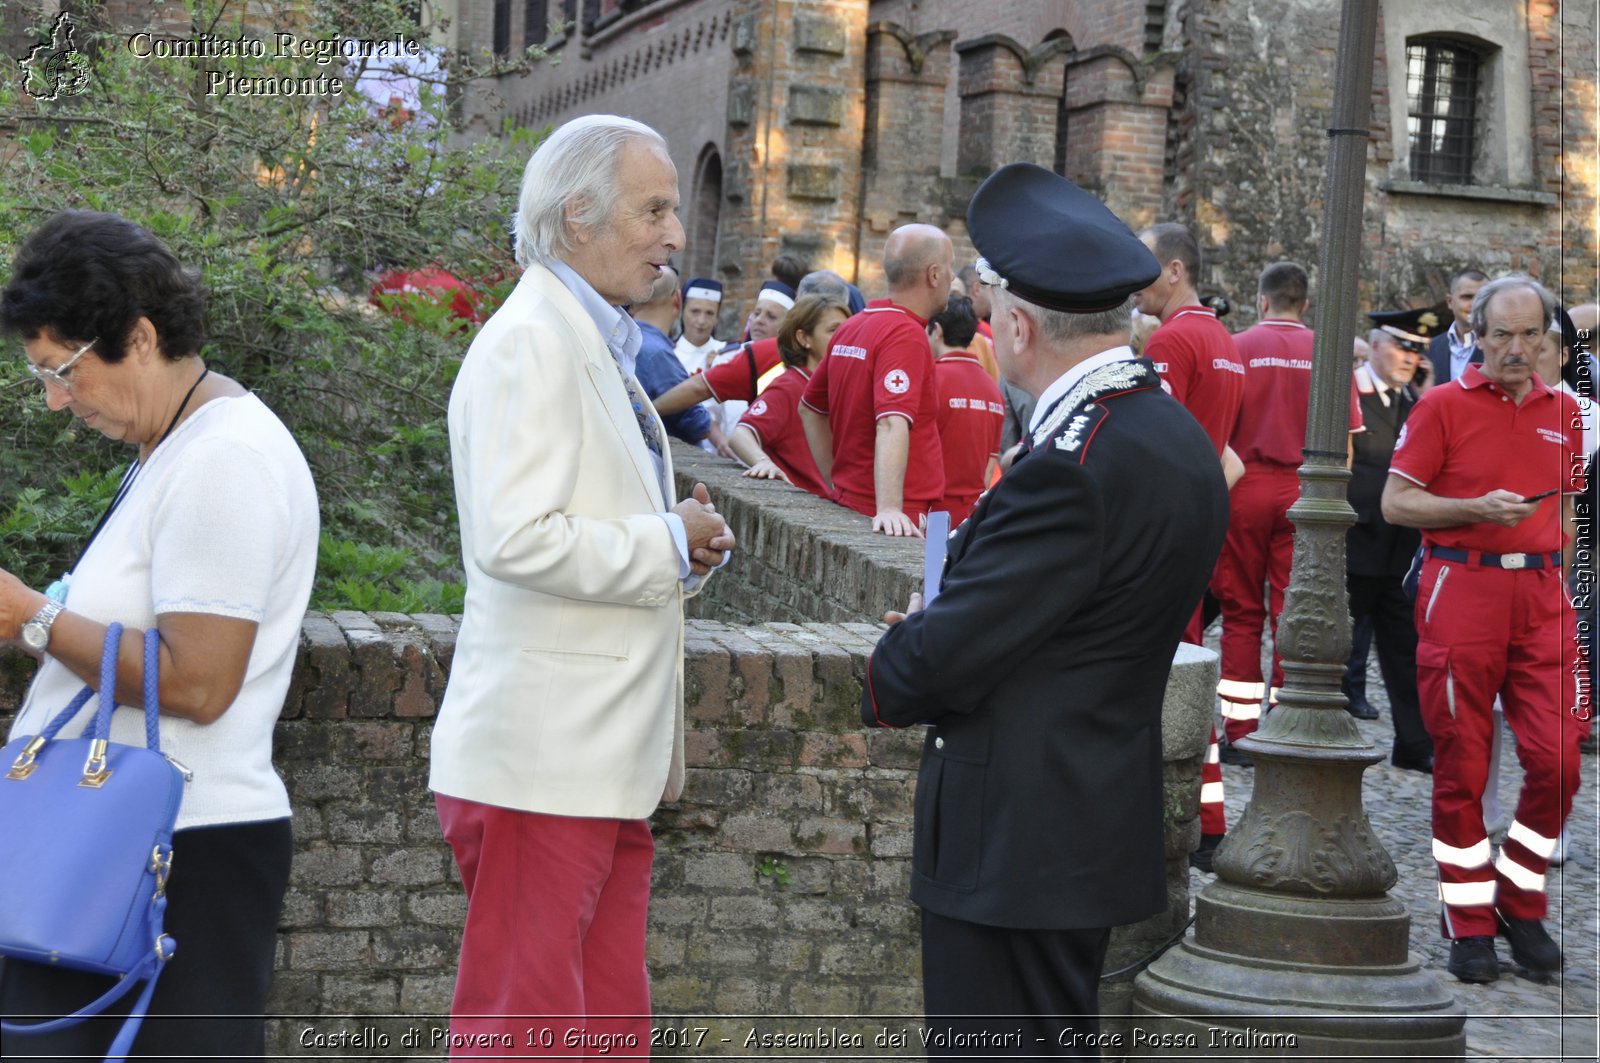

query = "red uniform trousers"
[[435, 795, 653, 1058], [1413, 557, 1583, 938], [1212, 465, 1298, 744], [1179, 625, 1228, 837]]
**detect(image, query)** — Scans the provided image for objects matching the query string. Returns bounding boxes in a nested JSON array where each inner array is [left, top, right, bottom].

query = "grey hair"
[[512, 115, 667, 269], [796, 269, 851, 303], [994, 287, 1134, 346], [1470, 274, 1555, 337]]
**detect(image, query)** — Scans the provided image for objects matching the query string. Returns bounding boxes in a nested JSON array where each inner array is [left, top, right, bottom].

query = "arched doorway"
[[688, 145, 723, 281]]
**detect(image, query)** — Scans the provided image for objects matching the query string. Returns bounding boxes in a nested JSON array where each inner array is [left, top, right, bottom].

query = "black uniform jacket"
[[863, 358, 1229, 930], [1347, 370, 1422, 578]]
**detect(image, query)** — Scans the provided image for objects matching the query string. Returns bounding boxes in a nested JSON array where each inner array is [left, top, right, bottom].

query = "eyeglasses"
[[26, 337, 98, 392]]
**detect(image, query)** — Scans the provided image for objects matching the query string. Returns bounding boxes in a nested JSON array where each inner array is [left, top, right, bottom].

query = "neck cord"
[[67, 364, 211, 578]]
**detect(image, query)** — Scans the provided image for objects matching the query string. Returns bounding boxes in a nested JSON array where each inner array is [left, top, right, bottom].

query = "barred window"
[[1406, 38, 1481, 185], [524, 1, 549, 47], [493, 0, 512, 57]]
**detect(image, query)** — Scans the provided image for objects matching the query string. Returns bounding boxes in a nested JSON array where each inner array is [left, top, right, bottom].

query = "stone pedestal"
[[1100, 642, 1218, 1040]]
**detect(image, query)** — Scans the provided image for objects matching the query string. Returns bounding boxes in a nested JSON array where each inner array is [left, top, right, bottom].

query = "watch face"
[[21, 622, 48, 651]]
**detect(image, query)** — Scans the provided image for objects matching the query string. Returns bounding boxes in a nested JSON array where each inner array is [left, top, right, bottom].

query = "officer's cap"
[[966, 163, 1159, 313], [1368, 305, 1448, 353], [683, 277, 723, 304]]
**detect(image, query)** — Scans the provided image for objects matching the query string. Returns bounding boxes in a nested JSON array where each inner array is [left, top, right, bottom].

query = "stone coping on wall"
[[666, 438, 929, 627]]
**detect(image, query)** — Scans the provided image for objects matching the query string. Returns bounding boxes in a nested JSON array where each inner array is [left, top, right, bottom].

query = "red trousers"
[[1413, 558, 1583, 938], [1179, 622, 1227, 837], [1212, 466, 1298, 744], [435, 795, 653, 1058]]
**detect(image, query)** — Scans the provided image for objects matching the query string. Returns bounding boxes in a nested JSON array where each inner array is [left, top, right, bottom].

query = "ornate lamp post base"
[[1132, 747, 1466, 1058]]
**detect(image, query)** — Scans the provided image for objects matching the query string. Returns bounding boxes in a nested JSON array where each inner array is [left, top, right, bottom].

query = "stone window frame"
[[1378, 2, 1538, 204]]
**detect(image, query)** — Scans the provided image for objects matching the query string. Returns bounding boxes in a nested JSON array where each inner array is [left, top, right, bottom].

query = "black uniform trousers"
[[1347, 572, 1433, 763], [921, 910, 1111, 1059]]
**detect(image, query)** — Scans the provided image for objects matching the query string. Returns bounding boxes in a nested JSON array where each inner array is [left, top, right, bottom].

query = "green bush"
[[0, 1, 547, 607]]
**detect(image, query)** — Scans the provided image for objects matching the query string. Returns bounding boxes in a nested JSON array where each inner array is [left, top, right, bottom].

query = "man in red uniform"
[[1212, 262, 1364, 748], [801, 225, 953, 535], [1383, 275, 1585, 984], [1134, 222, 1246, 867], [927, 294, 1004, 524]]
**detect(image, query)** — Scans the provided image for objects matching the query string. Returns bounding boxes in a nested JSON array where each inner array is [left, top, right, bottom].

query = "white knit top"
[[10, 393, 319, 829]]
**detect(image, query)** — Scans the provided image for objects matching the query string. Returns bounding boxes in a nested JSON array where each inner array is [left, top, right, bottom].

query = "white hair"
[[512, 115, 666, 269], [992, 287, 1134, 346]]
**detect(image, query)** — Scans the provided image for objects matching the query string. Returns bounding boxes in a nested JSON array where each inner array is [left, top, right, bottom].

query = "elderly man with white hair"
[[429, 115, 735, 1053]]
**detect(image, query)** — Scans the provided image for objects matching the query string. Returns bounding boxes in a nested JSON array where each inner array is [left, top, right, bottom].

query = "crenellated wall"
[[0, 441, 1217, 1055]]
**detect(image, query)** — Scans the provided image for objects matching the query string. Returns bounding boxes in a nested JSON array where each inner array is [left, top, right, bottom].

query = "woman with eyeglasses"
[[0, 210, 318, 1060]]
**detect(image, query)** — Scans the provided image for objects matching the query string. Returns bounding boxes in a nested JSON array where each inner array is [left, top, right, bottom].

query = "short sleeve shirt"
[[1389, 365, 1586, 553], [738, 367, 828, 498], [702, 337, 784, 404], [801, 299, 945, 513], [1146, 306, 1245, 455], [1231, 319, 1363, 466], [933, 354, 1004, 519]]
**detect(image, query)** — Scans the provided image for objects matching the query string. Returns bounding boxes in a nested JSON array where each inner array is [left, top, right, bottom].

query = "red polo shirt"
[[1389, 364, 1585, 553], [1231, 319, 1363, 466], [933, 354, 1004, 523], [737, 367, 828, 498], [702, 337, 783, 403], [801, 299, 945, 515], [1146, 306, 1245, 455]]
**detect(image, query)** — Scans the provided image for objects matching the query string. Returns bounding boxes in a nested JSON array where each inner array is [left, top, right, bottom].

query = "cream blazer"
[[429, 263, 697, 819]]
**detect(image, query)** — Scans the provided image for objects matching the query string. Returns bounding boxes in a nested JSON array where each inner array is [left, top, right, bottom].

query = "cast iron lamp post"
[[1132, 2, 1466, 1054]]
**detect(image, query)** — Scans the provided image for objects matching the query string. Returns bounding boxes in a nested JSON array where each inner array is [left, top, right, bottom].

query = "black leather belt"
[[1427, 546, 1562, 570]]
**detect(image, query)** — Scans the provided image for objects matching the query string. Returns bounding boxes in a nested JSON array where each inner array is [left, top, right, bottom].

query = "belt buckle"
[[1502, 553, 1528, 570]]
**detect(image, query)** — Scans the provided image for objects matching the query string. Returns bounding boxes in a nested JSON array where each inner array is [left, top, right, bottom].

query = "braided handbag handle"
[[35, 622, 123, 741], [32, 623, 163, 753], [143, 628, 161, 751]]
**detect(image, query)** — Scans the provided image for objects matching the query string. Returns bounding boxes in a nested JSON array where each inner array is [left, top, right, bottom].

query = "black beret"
[[1368, 305, 1449, 353], [966, 163, 1159, 313]]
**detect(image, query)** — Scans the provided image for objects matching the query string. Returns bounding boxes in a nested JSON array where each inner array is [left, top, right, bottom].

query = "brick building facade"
[[446, 0, 1596, 330]]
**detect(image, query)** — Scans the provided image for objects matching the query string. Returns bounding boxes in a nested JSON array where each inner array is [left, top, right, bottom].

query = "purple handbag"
[[0, 623, 185, 1062]]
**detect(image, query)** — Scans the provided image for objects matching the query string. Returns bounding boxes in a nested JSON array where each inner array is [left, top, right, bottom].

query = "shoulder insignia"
[[1053, 410, 1105, 454]]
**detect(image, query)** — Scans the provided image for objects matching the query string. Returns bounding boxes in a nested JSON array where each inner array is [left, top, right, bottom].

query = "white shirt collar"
[[1027, 346, 1137, 435]]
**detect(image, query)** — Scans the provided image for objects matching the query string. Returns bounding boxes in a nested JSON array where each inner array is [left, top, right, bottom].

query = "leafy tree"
[[0, 1, 551, 611]]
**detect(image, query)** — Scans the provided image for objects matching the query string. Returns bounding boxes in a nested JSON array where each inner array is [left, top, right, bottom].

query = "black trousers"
[[921, 909, 1112, 1059], [1348, 572, 1434, 762], [0, 817, 292, 1063]]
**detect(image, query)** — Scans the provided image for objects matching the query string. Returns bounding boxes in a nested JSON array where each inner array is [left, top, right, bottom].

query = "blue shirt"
[[544, 257, 697, 581], [636, 321, 711, 445]]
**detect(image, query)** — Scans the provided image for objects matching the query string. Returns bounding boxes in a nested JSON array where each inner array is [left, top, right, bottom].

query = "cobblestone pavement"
[[1191, 654, 1598, 1062]]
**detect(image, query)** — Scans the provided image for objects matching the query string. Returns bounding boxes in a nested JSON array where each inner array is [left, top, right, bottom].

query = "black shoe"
[[1345, 694, 1380, 720], [1219, 744, 1254, 768], [1496, 914, 1562, 975], [1391, 749, 1434, 774], [1446, 936, 1499, 984], [1189, 833, 1223, 873]]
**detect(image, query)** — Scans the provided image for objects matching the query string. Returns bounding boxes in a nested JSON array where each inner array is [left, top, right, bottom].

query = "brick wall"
[[1167, 0, 1595, 325], [0, 440, 1218, 1054]]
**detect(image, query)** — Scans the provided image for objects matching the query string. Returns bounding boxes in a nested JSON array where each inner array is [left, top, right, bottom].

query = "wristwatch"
[[20, 599, 65, 652]]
